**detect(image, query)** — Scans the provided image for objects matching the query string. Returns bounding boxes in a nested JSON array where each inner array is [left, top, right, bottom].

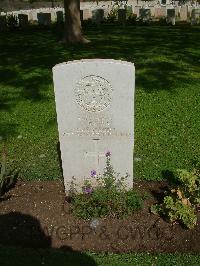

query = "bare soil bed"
[[0, 180, 199, 253]]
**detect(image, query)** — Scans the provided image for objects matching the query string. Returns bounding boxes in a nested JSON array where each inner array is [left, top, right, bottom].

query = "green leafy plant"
[[69, 151, 143, 219], [151, 169, 200, 229], [0, 148, 6, 196], [0, 148, 17, 198], [158, 16, 167, 25], [106, 7, 119, 23], [127, 13, 137, 25]]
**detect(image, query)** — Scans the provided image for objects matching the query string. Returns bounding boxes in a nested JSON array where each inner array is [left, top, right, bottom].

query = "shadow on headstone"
[[37, 12, 51, 26], [18, 14, 29, 29], [191, 9, 200, 25], [80, 9, 83, 24], [56, 10, 64, 23], [57, 141, 63, 177], [118, 9, 126, 26], [0, 16, 7, 31], [92, 9, 104, 26], [166, 9, 175, 25], [0, 212, 97, 265], [139, 8, 151, 23]]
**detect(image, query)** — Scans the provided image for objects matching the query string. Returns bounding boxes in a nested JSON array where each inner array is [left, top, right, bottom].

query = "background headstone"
[[175, 6, 180, 17], [80, 9, 83, 23], [126, 6, 133, 14], [180, 6, 188, 21], [118, 9, 126, 25], [191, 9, 200, 25], [37, 12, 51, 26], [43, 12, 51, 26], [148, 6, 155, 17], [18, 14, 29, 28], [29, 10, 37, 22], [0, 16, 7, 31], [53, 59, 135, 194], [166, 8, 175, 25], [139, 8, 151, 22], [50, 10, 57, 22], [161, 6, 166, 17], [92, 9, 104, 26], [126, 5, 133, 18], [56, 10, 63, 23], [83, 9, 92, 21], [134, 6, 141, 18], [154, 7, 165, 18]]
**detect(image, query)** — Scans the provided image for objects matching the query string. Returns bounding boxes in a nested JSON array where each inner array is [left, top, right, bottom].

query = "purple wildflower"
[[91, 170, 97, 177], [106, 151, 111, 157], [83, 187, 93, 194]]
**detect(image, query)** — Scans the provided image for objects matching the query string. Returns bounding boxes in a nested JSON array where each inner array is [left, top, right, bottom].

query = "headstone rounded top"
[[53, 59, 134, 70]]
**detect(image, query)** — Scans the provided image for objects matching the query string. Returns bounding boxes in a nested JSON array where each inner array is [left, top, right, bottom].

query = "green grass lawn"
[[0, 24, 200, 181], [0, 246, 200, 266]]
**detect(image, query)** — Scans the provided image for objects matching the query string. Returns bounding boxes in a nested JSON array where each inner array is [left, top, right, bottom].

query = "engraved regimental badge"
[[75, 75, 113, 112]]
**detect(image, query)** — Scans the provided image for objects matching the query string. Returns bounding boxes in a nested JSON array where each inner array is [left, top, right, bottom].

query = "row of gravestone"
[[1, 4, 199, 18], [0, 6, 199, 31], [80, 6, 200, 26], [139, 7, 200, 25], [0, 10, 64, 30]]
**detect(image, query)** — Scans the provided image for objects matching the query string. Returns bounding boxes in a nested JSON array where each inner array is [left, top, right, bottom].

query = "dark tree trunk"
[[63, 0, 89, 44]]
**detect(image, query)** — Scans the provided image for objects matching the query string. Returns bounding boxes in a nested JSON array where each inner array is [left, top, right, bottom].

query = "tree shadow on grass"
[[73, 25, 200, 93], [0, 25, 199, 102], [0, 122, 18, 140], [0, 212, 97, 265], [0, 25, 199, 141], [0, 67, 51, 105], [161, 170, 180, 185]]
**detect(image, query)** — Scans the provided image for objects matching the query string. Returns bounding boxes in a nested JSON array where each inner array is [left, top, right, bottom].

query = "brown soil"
[[0, 180, 199, 253]]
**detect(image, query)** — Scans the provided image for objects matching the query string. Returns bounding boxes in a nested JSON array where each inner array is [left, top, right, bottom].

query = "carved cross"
[[84, 139, 105, 174]]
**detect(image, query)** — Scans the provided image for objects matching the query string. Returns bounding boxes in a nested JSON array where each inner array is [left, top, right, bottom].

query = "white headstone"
[[154, 7, 166, 18], [82, 9, 92, 21], [191, 9, 200, 25], [53, 59, 135, 194], [29, 10, 36, 22], [51, 10, 57, 22], [180, 6, 188, 21], [134, 6, 141, 18]]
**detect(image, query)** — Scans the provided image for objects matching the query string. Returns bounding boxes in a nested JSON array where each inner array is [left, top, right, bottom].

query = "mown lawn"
[[0, 24, 200, 181], [0, 246, 200, 266]]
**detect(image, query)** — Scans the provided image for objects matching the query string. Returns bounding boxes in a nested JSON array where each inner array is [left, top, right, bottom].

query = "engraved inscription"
[[84, 139, 104, 174], [63, 129, 131, 137], [81, 113, 112, 130], [64, 113, 132, 137], [75, 75, 113, 112]]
